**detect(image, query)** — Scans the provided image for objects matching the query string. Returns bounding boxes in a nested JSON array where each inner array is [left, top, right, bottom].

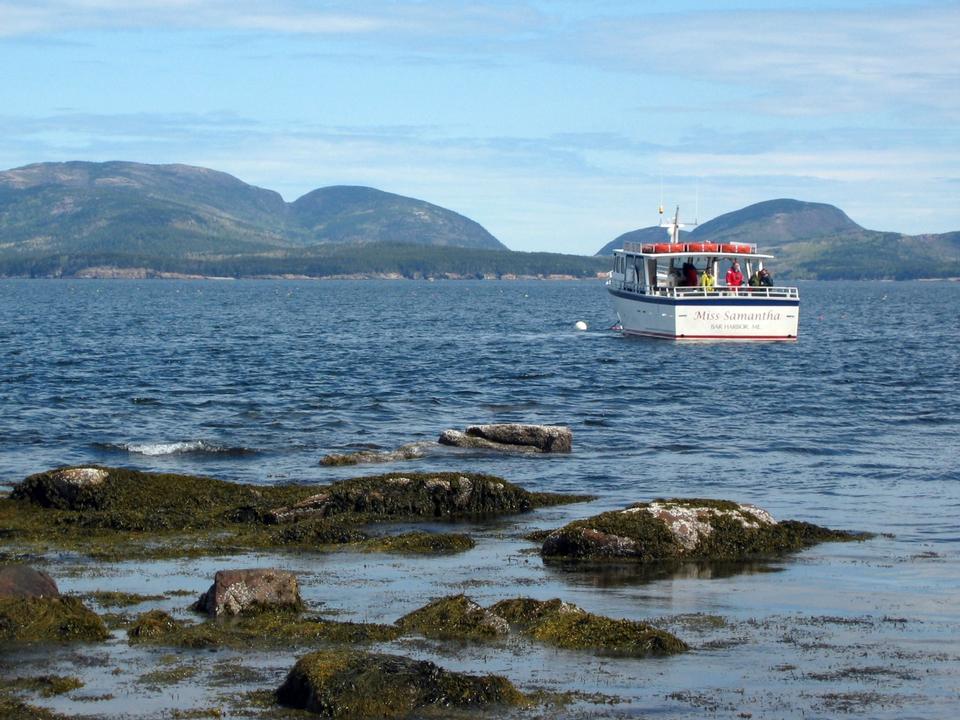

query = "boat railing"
[[621, 241, 759, 255], [610, 281, 798, 300]]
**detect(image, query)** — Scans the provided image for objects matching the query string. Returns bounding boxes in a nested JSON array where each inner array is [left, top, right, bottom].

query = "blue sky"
[[1, 0, 958, 253]]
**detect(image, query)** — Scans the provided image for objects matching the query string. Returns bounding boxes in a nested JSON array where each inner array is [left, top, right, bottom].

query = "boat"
[[606, 206, 799, 340]]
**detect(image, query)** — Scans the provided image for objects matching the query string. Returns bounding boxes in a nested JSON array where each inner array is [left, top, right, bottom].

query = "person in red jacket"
[[725, 260, 744, 288]]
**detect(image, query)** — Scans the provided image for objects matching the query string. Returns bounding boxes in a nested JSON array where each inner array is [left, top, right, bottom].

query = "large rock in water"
[[439, 424, 572, 453], [541, 499, 868, 561], [276, 649, 524, 718], [0, 565, 60, 598], [193, 569, 303, 617]]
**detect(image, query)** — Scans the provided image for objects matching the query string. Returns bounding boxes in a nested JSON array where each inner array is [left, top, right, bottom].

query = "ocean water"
[[2, 278, 959, 718]]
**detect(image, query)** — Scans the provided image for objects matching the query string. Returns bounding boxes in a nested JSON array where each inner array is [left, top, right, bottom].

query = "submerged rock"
[[541, 498, 869, 562], [0, 564, 60, 599], [358, 531, 475, 555], [127, 609, 182, 641], [320, 443, 430, 466], [0, 596, 109, 643], [489, 597, 687, 656], [439, 424, 572, 453], [396, 594, 509, 641], [275, 649, 524, 718], [193, 569, 303, 617]]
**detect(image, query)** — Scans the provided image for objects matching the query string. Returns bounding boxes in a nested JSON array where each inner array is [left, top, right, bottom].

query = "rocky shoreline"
[[0, 458, 874, 719]]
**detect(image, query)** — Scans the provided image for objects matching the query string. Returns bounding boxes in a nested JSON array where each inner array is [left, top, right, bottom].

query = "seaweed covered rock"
[[396, 594, 508, 641], [0, 564, 60, 599], [0, 596, 109, 643], [10, 467, 110, 509], [276, 649, 524, 718], [268, 518, 369, 546], [194, 569, 303, 617], [359, 531, 475, 555], [127, 609, 182, 641], [320, 443, 430, 467], [127, 609, 401, 649], [541, 498, 869, 561], [9, 466, 310, 531], [439, 424, 572, 453], [266, 472, 587, 523], [489, 598, 687, 656]]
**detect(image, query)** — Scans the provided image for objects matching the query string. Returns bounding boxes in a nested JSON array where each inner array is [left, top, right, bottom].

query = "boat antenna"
[[658, 177, 664, 218], [695, 179, 699, 225]]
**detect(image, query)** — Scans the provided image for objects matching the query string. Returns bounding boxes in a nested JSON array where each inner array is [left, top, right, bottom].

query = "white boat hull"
[[610, 289, 799, 340]]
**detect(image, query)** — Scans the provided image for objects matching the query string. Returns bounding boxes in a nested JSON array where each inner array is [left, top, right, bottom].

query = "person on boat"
[[682, 262, 698, 287], [759, 267, 773, 286], [748, 269, 763, 287], [700, 266, 715, 291], [726, 260, 744, 288], [666, 267, 680, 288]]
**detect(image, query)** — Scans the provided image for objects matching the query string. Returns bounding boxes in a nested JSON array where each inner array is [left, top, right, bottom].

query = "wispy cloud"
[[573, 5, 960, 119]]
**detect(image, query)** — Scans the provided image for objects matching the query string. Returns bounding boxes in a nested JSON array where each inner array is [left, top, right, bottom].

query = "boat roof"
[[614, 248, 775, 260]]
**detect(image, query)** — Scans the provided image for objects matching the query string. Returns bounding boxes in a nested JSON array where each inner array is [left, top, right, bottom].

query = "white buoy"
[[575, 320, 588, 331]]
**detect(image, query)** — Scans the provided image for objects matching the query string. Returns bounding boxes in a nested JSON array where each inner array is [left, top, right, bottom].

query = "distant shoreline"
[[0, 269, 609, 281]]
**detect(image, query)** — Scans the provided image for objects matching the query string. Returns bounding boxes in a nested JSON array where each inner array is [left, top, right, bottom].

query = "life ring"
[[730, 242, 752, 253], [654, 243, 673, 253]]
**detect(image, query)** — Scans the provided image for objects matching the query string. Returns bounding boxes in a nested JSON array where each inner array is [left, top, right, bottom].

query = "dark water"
[[2, 278, 959, 718]]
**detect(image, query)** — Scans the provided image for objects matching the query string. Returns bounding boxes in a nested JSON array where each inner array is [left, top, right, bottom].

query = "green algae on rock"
[[0, 696, 71, 720], [489, 598, 687, 657], [396, 594, 508, 641], [127, 609, 401, 649], [0, 596, 109, 643], [275, 649, 525, 718], [541, 498, 870, 562], [358, 531, 475, 555], [83, 590, 167, 608], [3, 674, 84, 697]]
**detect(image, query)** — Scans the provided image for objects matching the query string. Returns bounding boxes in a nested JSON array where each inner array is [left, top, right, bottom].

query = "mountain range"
[[596, 199, 960, 280], [1, 162, 957, 279]]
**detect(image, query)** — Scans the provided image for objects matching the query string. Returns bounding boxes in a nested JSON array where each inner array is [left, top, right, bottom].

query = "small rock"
[[193, 569, 303, 617], [439, 423, 572, 453], [320, 442, 430, 466], [0, 565, 60, 599]]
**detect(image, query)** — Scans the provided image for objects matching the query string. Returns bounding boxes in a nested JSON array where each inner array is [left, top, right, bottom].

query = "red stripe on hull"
[[622, 329, 796, 341]]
